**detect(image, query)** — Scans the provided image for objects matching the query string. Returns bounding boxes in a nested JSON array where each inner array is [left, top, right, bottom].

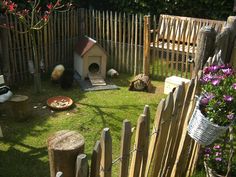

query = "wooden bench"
[[151, 14, 226, 57]]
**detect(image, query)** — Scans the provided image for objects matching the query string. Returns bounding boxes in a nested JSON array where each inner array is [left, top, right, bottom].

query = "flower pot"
[[204, 162, 225, 177], [188, 106, 229, 146]]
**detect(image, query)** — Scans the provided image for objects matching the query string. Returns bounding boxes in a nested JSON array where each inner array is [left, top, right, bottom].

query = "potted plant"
[[188, 64, 236, 145]]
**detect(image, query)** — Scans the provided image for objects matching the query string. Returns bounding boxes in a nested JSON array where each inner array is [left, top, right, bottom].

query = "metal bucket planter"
[[204, 162, 225, 177], [188, 105, 229, 146]]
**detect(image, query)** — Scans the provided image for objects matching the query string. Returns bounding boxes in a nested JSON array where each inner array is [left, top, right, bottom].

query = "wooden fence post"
[[143, 15, 150, 76], [0, 16, 10, 83], [226, 16, 236, 63], [215, 26, 230, 63], [79, 8, 86, 37], [100, 128, 112, 177], [129, 114, 147, 177], [75, 154, 89, 177], [47, 130, 85, 177], [119, 120, 132, 177], [90, 141, 101, 177], [192, 26, 216, 78]]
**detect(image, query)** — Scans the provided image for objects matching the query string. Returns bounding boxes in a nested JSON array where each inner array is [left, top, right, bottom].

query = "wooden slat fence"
[[1, 9, 80, 84], [82, 9, 144, 75], [71, 77, 201, 177], [0, 8, 227, 84], [149, 14, 225, 79]]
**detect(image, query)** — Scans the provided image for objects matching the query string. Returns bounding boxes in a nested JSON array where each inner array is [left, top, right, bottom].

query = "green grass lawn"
[[0, 74, 165, 177]]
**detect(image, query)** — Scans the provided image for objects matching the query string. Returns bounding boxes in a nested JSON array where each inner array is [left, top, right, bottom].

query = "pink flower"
[[232, 83, 236, 90], [223, 95, 233, 102], [213, 145, 221, 149], [47, 3, 53, 10], [215, 157, 222, 161], [211, 79, 220, 86], [8, 2, 17, 12]]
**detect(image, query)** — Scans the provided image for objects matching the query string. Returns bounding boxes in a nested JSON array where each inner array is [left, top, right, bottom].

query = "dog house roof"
[[75, 36, 107, 57]]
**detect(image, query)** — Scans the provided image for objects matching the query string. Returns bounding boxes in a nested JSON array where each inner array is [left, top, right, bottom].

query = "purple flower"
[[206, 65, 219, 73], [205, 147, 211, 154], [222, 68, 234, 76], [213, 145, 221, 150], [215, 157, 222, 162], [232, 83, 236, 90], [202, 74, 213, 82], [211, 79, 221, 86], [215, 152, 222, 156], [227, 113, 235, 120], [223, 95, 234, 102]]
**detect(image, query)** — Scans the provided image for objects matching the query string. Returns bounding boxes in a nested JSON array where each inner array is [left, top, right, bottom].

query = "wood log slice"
[[47, 130, 85, 177]]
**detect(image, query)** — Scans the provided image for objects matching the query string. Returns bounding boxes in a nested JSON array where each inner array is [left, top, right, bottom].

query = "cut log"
[[8, 95, 31, 122], [47, 130, 85, 177], [129, 74, 152, 92]]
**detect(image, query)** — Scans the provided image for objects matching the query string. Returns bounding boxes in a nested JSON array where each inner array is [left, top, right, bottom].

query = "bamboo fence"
[[0, 8, 226, 84]]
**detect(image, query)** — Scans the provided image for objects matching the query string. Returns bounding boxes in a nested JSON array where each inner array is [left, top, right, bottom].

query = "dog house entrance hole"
[[89, 63, 100, 74]]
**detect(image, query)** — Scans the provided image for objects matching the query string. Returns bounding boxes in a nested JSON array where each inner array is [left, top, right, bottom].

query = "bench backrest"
[[157, 14, 225, 45]]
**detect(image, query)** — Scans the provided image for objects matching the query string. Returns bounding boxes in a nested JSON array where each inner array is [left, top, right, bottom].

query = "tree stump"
[[47, 130, 85, 177], [8, 95, 31, 122], [129, 74, 152, 92]]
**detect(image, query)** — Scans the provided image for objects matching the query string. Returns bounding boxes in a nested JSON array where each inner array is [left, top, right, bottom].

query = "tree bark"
[[48, 130, 85, 177]]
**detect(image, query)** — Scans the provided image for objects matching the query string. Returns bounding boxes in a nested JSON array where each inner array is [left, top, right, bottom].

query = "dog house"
[[74, 37, 107, 84]]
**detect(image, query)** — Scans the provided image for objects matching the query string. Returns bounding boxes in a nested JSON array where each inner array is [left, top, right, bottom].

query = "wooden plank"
[[129, 114, 147, 177], [100, 128, 112, 177], [119, 120, 132, 177], [180, 20, 188, 77], [140, 105, 150, 177], [88, 74, 106, 86], [170, 79, 196, 177], [43, 21, 49, 71], [98, 10, 102, 42], [122, 13, 126, 73], [118, 13, 122, 72], [134, 14, 138, 75], [138, 14, 143, 74], [110, 11, 114, 68], [143, 15, 150, 76], [114, 12, 118, 69], [170, 19, 177, 76], [18, 22, 27, 81], [160, 16, 167, 78], [102, 11, 105, 48], [126, 14, 131, 73], [91, 140, 101, 177], [75, 154, 89, 177], [165, 17, 171, 77], [130, 14, 134, 74], [150, 92, 174, 177], [145, 99, 165, 177], [106, 11, 110, 68], [160, 84, 185, 177]]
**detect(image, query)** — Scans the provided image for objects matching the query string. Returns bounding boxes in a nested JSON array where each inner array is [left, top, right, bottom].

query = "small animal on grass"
[[107, 68, 119, 78], [51, 64, 73, 89]]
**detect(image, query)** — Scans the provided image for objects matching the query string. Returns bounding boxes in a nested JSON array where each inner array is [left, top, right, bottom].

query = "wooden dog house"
[[74, 37, 107, 85]]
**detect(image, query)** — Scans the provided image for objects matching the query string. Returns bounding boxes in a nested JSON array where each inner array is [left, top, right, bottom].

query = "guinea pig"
[[51, 64, 65, 82]]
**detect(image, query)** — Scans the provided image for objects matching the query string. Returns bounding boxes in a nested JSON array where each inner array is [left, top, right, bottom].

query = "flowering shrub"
[[204, 143, 236, 175], [200, 64, 236, 126], [204, 144, 227, 175]]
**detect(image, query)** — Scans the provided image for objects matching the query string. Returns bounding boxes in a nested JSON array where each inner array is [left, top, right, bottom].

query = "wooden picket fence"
[[0, 8, 227, 84], [56, 77, 201, 177]]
